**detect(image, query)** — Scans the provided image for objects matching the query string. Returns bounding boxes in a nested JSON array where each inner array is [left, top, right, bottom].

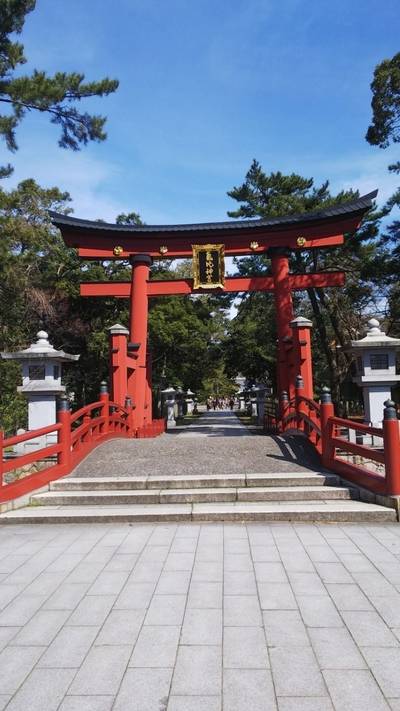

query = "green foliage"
[[0, 360, 26, 433], [224, 293, 277, 385], [149, 294, 212, 393], [225, 160, 384, 402], [365, 52, 400, 338], [200, 361, 237, 401], [116, 212, 144, 225], [366, 52, 400, 148], [227, 159, 360, 219], [0, 178, 131, 427], [0, 1, 118, 173], [0, 181, 228, 427]]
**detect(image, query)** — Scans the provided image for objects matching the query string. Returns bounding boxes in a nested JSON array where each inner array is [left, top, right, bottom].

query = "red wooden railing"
[[281, 394, 322, 453], [324, 416, 387, 494], [0, 383, 165, 503], [274, 376, 400, 497]]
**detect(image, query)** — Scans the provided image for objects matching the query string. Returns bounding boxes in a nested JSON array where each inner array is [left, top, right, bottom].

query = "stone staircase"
[[0, 470, 396, 523]]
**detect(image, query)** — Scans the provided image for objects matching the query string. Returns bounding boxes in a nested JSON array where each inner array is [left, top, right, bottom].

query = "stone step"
[[50, 471, 340, 491], [0, 500, 396, 524], [31, 484, 353, 506]]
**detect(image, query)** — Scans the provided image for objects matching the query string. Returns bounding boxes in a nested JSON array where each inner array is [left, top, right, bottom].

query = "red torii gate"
[[51, 190, 377, 431]]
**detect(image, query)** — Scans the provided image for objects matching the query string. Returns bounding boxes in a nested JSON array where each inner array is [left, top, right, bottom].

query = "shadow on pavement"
[[265, 433, 323, 471]]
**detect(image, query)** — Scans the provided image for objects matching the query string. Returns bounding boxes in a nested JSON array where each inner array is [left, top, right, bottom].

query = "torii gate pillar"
[[129, 254, 152, 427], [269, 248, 295, 402]]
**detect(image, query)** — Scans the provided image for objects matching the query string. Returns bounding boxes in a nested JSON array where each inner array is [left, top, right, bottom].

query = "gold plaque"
[[296, 237, 306, 247], [159, 245, 168, 255], [192, 244, 225, 289], [250, 241, 259, 251], [113, 245, 124, 256]]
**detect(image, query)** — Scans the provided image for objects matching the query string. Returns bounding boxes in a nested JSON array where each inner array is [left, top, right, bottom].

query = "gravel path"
[[73, 410, 322, 478]]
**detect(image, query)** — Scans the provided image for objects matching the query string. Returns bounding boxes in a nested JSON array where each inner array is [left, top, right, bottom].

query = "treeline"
[[0, 158, 398, 434], [0, 3, 398, 430]]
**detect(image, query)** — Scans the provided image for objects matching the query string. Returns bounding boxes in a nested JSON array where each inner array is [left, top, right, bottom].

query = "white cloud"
[[306, 148, 399, 207], [7, 140, 128, 221]]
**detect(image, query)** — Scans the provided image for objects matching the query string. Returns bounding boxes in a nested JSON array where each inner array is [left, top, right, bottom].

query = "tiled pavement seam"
[[1, 524, 400, 709], [0, 525, 156, 708], [259, 525, 331, 706], [66, 527, 180, 708], [0, 525, 116, 632], [297, 524, 400, 710]]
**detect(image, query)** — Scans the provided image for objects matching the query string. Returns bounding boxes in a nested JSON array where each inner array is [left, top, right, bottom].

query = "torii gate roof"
[[50, 190, 377, 259]]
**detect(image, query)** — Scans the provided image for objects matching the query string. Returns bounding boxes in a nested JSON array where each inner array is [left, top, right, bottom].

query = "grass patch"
[[176, 412, 203, 426], [235, 410, 265, 433], [235, 412, 255, 426]]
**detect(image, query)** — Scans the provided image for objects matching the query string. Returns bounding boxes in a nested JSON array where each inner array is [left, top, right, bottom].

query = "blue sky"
[[6, 0, 400, 224]]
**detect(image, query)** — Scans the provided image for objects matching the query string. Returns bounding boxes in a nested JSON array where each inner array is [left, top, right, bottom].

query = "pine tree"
[[0, 1, 118, 176], [365, 51, 400, 337], [225, 160, 382, 404]]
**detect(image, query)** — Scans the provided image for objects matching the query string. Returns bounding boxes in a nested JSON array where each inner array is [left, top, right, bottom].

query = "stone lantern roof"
[[345, 319, 400, 351], [0, 331, 80, 362]]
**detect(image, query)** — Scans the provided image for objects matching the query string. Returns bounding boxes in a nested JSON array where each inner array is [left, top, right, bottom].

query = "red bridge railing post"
[[125, 396, 135, 437], [291, 317, 314, 400], [57, 394, 71, 473], [99, 381, 109, 435], [320, 387, 335, 469], [280, 391, 289, 431], [0, 430, 4, 488], [295, 375, 306, 432], [383, 399, 400, 496]]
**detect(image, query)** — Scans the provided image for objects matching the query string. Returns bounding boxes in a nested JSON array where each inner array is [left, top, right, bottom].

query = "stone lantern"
[[161, 387, 176, 429], [235, 374, 246, 410], [343, 318, 400, 426], [254, 384, 269, 425], [250, 385, 258, 418], [175, 387, 185, 418], [186, 389, 195, 415], [1, 330, 79, 449]]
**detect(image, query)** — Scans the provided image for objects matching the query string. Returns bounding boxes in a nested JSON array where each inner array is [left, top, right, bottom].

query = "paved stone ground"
[[1, 521, 400, 709], [74, 411, 321, 478]]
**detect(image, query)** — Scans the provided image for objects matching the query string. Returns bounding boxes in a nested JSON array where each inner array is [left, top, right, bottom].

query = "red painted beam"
[[76, 233, 345, 260], [290, 272, 345, 289], [147, 276, 277, 296], [80, 271, 345, 298]]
